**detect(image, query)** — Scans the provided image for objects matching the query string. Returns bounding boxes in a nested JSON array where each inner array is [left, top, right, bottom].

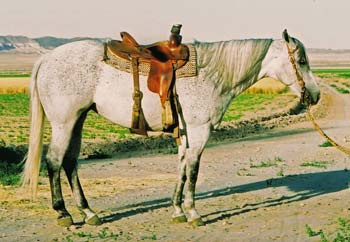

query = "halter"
[[284, 41, 307, 104], [284, 39, 350, 155]]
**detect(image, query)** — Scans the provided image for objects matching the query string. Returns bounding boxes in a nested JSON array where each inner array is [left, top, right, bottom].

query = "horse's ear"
[[283, 29, 290, 43]]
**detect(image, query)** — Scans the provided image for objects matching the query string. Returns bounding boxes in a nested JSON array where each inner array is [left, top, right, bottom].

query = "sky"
[[1, 0, 350, 49]]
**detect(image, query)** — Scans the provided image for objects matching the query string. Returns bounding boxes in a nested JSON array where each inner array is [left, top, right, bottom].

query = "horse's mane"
[[194, 39, 273, 94]]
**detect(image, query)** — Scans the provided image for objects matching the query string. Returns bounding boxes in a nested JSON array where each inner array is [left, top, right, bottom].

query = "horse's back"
[[35, 40, 103, 123], [37, 40, 103, 91]]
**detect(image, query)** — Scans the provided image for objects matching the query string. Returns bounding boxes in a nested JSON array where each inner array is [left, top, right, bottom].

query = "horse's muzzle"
[[303, 89, 320, 106]]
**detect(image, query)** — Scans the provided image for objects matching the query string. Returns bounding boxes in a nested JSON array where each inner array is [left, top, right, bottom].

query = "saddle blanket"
[[104, 44, 197, 78]]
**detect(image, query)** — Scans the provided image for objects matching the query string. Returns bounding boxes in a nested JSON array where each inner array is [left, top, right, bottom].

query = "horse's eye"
[[298, 59, 307, 65]]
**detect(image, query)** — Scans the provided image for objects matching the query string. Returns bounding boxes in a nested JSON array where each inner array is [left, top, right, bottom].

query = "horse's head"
[[259, 30, 320, 106]]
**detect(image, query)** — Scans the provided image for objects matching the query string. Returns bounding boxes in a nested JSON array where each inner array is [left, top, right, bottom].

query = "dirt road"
[[1, 83, 350, 241]]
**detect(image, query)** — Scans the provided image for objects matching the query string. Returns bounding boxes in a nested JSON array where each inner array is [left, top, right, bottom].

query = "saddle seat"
[[107, 31, 189, 105]]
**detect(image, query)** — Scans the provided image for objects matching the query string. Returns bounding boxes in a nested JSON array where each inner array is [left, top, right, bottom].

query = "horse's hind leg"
[[62, 111, 101, 225], [46, 120, 78, 227]]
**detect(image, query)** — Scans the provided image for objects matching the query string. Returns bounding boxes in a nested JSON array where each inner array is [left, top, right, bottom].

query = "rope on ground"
[[307, 107, 350, 156]]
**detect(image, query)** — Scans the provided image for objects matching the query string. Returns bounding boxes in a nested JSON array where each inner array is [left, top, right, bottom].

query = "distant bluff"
[[0, 35, 109, 54]]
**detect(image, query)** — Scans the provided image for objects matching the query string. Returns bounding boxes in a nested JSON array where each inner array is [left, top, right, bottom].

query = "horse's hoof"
[[188, 217, 205, 227], [172, 215, 187, 223], [85, 215, 102, 226], [57, 216, 73, 227]]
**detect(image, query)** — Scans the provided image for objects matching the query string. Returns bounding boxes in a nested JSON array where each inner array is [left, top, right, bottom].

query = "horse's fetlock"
[[53, 200, 65, 211]]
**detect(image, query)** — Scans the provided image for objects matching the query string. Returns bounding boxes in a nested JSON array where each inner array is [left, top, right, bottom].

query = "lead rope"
[[285, 41, 350, 156], [306, 109, 350, 155]]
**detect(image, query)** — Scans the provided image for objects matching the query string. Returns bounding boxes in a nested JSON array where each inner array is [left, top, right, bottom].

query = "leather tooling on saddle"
[[103, 24, 197, 143]]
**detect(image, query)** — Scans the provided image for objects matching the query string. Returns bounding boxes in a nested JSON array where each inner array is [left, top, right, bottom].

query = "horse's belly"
[[94, 68, 163, 130]]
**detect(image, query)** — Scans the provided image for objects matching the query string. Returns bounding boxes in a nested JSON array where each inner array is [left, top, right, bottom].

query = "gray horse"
[[23, 30, 320, 227]]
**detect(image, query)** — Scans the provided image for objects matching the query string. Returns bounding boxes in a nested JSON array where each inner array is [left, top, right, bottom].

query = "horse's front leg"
[[172, 135, 188, 223], [184, 146, 205, 226], [172, 123, 210, 226]]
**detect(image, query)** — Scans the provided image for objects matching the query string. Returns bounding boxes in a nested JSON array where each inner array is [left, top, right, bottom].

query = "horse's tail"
[[22, 57, 45, 198]]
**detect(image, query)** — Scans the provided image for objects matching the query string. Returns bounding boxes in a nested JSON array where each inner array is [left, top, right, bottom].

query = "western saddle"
[[105, 24, 189, 143]]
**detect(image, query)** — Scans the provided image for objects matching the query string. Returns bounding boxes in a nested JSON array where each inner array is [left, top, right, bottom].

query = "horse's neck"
[[195, 39, 273, 126], [196, 39, 272, 95]]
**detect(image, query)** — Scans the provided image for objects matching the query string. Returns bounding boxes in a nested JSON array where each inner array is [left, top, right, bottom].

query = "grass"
[[300, 160, 331, 169], [250, 160, 276, 168], [236, 168, 255, 177], [0, 162, 22, 186], [306, 218, 350, 241], [0, 94, 29, 116], [335, 87, 350, 94], [64, 226, 137, 241], [236, 171, 255, 177], [312, 68, 350, 78], [0, 94, 36, 145], [313, 69, 350, 94], [329, 83, 350, 94], [332, 218, 350, 241], [343, 82, 350, 88], [223, 93, 279, 122], [0, 91, 291, 145], [250, 156, 284, 168], [305, 224, 326, 239], [0, 93, 131, 144], [276, 168, 284, 177], [0, 72, 31, 78], [319, 140, 334, 147]]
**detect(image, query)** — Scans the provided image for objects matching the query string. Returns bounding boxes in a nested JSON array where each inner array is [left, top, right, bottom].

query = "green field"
[[312, 69, 350, 94], [312, 68, 350, 79], [0, 72, 31, 78], [222, 93, 279, 121], [0, 92, 290, 145], [5, 67, 350, 146]]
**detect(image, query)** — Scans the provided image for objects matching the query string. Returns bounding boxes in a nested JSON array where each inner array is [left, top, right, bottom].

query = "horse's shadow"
[[102, 169, 350, 224]]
